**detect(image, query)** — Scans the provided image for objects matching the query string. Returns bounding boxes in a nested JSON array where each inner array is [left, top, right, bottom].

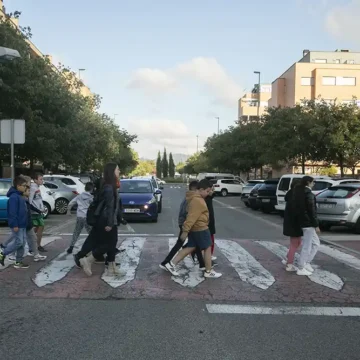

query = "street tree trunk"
[[301, 153, 306, 174]]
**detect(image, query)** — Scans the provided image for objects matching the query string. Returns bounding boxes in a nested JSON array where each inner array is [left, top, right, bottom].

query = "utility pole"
[[78, 68, 86, 80], [215, 117, 220, 135], [254, 71, 261, 119], [196, 135, 199, 153]]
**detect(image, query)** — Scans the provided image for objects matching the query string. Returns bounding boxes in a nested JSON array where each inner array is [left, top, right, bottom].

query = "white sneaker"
[[281, 259, 287, 265], [27, 251, 34, 257], [285, 264, 297, 272], [211, 256, 217, 261], [164, 261, 179, 276], [204, 270, 222, 278], [297, 268, 313, 276], [34, 254, 47, 262], [305, 263, 314, 273], [8, 255, 16, 262]]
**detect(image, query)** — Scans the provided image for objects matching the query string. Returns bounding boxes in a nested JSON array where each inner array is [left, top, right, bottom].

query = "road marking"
[[125, 223, 135, 233], [101, 237, 145, 288], [319, 244, 360, 271], [58, 233, 175, 237], [168, 237, 205, 288], [206, 304, 360, 316], [257, 241, 344, 291], [45, 218, 76, 234], [32, 239, 85, 287], [216, 239, 275, 290]]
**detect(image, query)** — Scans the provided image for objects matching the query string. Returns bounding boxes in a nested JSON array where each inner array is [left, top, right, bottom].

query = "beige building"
[[269, 49, 360, 107], [238, 84, 271, 123], [0, 0, 92, 98]]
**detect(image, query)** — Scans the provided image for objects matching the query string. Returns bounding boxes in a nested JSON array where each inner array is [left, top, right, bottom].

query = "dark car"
[[257, 179, 280, 213], [248, 183, 263, 210]]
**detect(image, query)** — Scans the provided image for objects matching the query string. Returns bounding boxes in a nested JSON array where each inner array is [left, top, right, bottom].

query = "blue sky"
[[4, 0, 359, 158]]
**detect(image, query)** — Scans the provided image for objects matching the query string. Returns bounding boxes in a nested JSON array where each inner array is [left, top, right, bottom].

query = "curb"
[[320, 237, 360, 256]]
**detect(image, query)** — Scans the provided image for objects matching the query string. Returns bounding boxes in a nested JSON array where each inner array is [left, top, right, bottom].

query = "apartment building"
[[269, 49, 360, 107], [238, 84, 271, 123]]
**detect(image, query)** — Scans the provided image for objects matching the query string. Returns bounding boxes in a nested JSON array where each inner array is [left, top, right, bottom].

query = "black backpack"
[[86, 194, 105, 226]]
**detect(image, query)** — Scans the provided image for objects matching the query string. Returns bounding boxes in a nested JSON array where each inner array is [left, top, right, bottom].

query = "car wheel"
[[244, 202, 250, 208], [55, 198, 69, 214], [320, 223, 331, 232], [158, 200, 162, 213], [152, 217, 158, 223], [221, 189, 228, 197], [354, 219, 360, 234], [43, 202, 51, 219], [262, 206, 273, 214]]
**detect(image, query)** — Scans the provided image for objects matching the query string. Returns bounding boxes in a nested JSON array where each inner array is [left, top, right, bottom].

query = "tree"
[[130, 158, 155, 176], [156, 151, 162, 178], [168, 152, 175, 177], [176, 162, 185, 175], [184, 152, 209, 174], [162, 148, 168, 178]]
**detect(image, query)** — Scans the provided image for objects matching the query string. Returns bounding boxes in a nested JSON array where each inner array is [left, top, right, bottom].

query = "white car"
[[213, 179, 244, 197], [157, 178, 166, 185], [43, 175, 85, 194], [39, 185, 55, 219]]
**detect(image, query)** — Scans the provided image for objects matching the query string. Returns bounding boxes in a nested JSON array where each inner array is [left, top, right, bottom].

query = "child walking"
[[0, 176, 29, 268], [66, 182, 94, 254]]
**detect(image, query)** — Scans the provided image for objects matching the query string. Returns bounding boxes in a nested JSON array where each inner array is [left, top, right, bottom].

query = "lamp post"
[[78, 68, 86, 80], [254, 71, 261, 118], [215, 117, 220, 135], [196, 135, 199, 153]]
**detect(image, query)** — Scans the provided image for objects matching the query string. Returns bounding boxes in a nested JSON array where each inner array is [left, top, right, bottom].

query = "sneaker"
[[34, 254, 47, 262], [297, 268, 313, 276], [0, 251, 5, 266], [38, 246, 47, 253], [305, 263, 314, 273], [14, 262, 29, 269], [200, 264, 218, 270], [73, 254, 81, 269], [27, 251, 34, 257], [67, 246, 74, 254], [204, 270, 222, 278], [8, 255, 16, 262], [211, 256, 217, 261], [192, 258, 199, 265], [114, 248, 125, 255], [159, 263, 168, 271], [164, 261, 179, 276], [285, 264, 297, 272], [281, 259, 287, 265]]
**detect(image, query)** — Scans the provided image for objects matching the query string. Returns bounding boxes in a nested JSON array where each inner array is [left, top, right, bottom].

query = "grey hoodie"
[[68, 191, 93, 218], [29, 183, 45, 214]]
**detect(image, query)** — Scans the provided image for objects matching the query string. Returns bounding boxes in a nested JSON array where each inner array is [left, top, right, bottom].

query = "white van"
[[197, 173, 245, 184], [275, 174, 332, 212]]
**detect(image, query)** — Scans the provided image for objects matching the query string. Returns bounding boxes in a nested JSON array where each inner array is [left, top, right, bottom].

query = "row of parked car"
[[239, 174, 360, 234]]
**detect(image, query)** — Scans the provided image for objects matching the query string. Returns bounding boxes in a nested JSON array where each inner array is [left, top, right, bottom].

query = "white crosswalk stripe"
[[9, 237, 359, 292], [216, 239, 275, 290], [257, 241, 344, 291], [168, 238, 205, 288]]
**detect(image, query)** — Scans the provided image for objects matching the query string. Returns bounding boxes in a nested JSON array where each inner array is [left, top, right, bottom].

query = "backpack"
[[86, 195, 105, 226]]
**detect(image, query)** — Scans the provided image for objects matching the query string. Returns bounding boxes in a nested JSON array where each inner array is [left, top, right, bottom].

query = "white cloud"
[[127, 118, 205, 158], [127, 57, 243, 108], [325, 0, 360, 43]]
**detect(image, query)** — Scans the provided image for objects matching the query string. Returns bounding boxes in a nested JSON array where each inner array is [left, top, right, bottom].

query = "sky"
[[3, 0, 360, 158]]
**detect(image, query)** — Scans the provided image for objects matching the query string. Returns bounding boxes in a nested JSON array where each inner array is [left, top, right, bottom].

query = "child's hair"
[[13, 175, 27, 188], [189, 180, 199, 190], [32, 172, 43, 180], [21, 175, 31, 184], [197, 179, 212, 190], [85, 182, 94, 192]]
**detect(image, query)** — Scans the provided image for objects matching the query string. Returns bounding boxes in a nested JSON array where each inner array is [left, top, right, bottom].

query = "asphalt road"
[[1, 184, 360, 360]]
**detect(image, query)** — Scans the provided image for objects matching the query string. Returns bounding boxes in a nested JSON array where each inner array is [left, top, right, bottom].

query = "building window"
[[337, 77, 356, 86], [301, 77, 314, 86], [315, 59, 327, 63], [322, 76, 336, 85]]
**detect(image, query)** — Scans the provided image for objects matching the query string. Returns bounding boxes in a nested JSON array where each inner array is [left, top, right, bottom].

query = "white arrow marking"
[[216, 239, 275, 290], [101, 237, 145, 288], [168, 237, 205, 288], [319, 244, 360, 271], [257, 241, 344, 291], [32, 239, 84, 287]]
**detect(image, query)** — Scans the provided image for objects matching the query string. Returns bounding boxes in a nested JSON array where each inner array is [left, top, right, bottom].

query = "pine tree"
[[162, 148, 169, 178], [169, 152, 175, 178], [156, 151, 162, 178]]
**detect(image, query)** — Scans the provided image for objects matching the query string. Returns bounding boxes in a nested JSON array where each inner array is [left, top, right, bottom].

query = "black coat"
[[205, 194, 216, 235], [283, 189, 303, 237], [97, 184, 122, 227], [293, 186, 319, 228]]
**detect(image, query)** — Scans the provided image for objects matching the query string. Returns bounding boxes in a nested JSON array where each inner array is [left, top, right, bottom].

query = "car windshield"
[[0, 181, 11, 196], [120, 181, 153, 193], [317, 186, 360, 199]]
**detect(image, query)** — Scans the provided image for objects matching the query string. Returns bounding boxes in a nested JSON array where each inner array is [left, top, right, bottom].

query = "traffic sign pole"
[[10, 119, 14, 181]]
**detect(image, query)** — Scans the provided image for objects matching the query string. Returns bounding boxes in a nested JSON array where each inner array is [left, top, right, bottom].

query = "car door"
[[233, 180, 243, 194], [0, 180, 11, 219]]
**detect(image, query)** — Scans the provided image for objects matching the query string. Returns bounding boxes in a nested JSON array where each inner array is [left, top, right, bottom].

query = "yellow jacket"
[[182, 191, 209, 235]]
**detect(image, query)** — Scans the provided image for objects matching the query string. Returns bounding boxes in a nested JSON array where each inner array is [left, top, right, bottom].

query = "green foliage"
[[130, 156, 155, 176], [0, 13, 137, 173], [156, 151, 162, 178], [183, 152, 209, 174], [176, 162, 185, 174], [168, 152, 175, 178], [162, 148, 168, 178]]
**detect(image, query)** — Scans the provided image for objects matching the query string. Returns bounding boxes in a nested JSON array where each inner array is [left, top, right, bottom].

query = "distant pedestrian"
[[66, 182, 94, 254], [282, 181, 302, 272], [29, 172, 47, 252], [166, 179, 222, 279], [0, 176, 29, 268], [292, 176, 320, 276]]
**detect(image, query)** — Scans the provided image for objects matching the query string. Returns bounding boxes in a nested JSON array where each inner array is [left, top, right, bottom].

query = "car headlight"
[[147, 197, 157, 204]]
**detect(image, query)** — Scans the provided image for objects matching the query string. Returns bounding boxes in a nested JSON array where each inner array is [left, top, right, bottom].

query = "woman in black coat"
[[283, 181, 303, 271]]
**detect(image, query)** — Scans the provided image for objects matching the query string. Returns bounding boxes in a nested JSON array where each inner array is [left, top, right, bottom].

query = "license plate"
[[278, 200, 285, 205], [262, 199, 270, 203], [124, 208, 140, 213], [243, 194, 249, 198], [319, 204, 335, 209]]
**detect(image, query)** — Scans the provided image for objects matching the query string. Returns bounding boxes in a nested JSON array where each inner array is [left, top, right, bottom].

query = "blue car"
[[119, 179, 161, 222], [0, 178, 12, 221]]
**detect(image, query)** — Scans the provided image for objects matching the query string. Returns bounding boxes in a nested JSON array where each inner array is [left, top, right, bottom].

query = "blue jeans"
[[2, 228, 27, 262]]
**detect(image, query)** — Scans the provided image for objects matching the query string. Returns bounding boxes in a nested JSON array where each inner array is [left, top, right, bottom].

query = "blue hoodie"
[[7, 187, 28, 229]]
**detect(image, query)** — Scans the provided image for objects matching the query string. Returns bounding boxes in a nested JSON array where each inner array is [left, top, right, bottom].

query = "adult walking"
[[292, 176, 320, 276], [282, 181, 302, 272], [75, 163, 124, 276]]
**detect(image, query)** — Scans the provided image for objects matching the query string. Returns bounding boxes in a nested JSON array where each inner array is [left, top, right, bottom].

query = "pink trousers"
[[287, 237, 302, 264]]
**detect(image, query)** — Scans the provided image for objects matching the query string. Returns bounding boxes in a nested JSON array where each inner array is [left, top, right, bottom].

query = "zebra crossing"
[[1, 236, 360, 301]]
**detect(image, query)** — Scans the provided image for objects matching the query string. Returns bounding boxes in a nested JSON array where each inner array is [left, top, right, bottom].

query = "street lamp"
[[196, 135, 199, 153], [254, 71, 261, 118], [0, 46, 21, 63], [78, 68, 86, 80], [215, 117, 220, 135]]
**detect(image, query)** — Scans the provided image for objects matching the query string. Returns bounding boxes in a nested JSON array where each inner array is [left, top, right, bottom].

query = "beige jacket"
[[182, 191, 209, 235]]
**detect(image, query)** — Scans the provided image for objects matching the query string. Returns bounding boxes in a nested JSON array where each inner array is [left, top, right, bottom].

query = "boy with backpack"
[[66, 182, 94, 254]]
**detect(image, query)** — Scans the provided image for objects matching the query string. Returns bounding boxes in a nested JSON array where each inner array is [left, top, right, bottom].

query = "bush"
[[164, 177, 185, 183]]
